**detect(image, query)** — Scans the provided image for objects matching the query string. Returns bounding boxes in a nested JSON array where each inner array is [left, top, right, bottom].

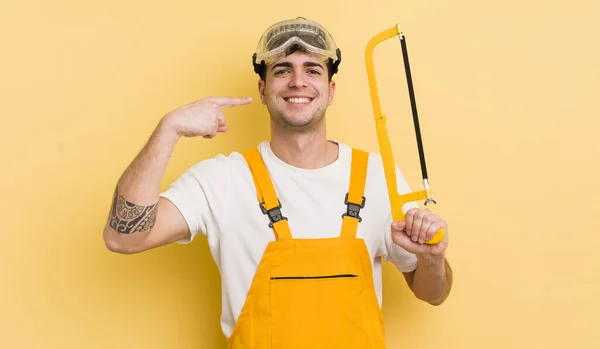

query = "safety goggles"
[[253, 18, 341, 67]]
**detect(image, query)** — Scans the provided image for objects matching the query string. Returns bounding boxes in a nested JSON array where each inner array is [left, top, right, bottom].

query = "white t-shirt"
[[160, 140, 418, 338]]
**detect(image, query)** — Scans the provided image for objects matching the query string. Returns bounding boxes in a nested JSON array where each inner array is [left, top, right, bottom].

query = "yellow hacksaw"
[[365, 24, 446, 245]]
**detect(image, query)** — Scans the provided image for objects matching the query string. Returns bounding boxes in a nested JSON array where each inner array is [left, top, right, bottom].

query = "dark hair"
[[253, 44, 341, 82]]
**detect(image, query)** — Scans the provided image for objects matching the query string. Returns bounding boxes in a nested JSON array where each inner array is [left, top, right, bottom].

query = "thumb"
[[391, 221, 406, 232]]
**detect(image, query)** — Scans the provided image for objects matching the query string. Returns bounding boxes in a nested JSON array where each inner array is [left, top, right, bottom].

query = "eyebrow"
[[271, 61, 325, 71]]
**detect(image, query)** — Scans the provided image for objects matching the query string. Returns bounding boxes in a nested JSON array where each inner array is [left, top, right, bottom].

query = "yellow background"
[[1, 0, 599, 348]]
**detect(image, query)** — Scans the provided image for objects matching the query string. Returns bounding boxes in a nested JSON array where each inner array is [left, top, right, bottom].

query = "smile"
[[284, 97, 313, 104]]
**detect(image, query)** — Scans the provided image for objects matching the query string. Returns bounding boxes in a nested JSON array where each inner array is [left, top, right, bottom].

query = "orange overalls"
[[227, 147, 387, 349]]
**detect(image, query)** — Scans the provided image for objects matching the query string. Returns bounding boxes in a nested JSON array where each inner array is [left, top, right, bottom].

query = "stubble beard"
[[270, 107, 326, 134], [267, 97, 328, 134]]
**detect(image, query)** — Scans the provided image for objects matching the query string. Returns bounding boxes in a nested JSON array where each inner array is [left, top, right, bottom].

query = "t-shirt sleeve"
[[159, 155, 227, 244], [381, 166, 419, 272]]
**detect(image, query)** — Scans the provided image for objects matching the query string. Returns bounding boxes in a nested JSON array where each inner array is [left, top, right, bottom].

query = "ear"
[[258, 79, 267, 105], [328, 80, 336, 105]]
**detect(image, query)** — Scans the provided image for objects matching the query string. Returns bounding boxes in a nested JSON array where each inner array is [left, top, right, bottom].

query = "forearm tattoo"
[[109, 189, 157, 234]]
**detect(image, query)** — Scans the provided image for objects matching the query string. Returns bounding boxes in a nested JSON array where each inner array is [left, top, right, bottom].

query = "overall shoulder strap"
[[242, 147, 292, 240], [340, 148, 369, 238]]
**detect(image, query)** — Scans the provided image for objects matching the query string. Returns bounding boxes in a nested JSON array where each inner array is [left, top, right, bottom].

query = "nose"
[[288, 70, 307, 88]]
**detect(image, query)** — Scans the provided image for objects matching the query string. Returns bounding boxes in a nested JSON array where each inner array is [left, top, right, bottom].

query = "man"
[[103, 17, 452, 348]]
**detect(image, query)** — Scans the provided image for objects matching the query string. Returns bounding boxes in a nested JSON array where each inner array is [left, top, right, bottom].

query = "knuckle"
[[426, 227, 436, 238]]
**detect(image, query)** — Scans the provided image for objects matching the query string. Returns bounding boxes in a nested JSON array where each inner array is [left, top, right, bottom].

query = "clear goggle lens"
[[254, 19, 339, 65]]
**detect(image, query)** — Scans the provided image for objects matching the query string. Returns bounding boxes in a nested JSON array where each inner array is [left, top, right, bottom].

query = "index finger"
[[210, 96, 253, 108]]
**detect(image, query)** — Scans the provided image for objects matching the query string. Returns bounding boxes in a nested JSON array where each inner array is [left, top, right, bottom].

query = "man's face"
[[258, 51, 336, 129]]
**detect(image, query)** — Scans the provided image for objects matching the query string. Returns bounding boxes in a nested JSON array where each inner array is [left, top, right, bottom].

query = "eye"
[[274, 69, 289, 75], [308, 69, 321, 75]]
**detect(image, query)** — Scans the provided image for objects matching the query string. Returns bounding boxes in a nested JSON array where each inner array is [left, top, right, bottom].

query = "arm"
[[402, 256, 453, 305], [103, 96, 253, 254], [391, 208, 452, 305], [103, 120, 189, 254], [384, 165, 453, 304]]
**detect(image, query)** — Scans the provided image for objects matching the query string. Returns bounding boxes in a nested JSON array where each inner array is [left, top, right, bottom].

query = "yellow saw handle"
[[365, 24, 445, 245]]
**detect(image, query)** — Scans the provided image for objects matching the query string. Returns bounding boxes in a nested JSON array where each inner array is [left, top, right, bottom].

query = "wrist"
[[416, 253, 445, 266], [157, 114, 182, 141], [150, 117, 181, 150]]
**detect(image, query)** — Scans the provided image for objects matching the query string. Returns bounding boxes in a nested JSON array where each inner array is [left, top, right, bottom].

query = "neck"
[[269, 122, 338, 169]]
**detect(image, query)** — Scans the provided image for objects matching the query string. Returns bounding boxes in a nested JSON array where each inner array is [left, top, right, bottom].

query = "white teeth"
[[286, 97, 311, 104]]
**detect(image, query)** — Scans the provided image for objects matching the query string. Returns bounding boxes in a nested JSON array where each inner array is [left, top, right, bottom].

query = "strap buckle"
[[342, 193, 366, 222], [260, 200, 288, 228]]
